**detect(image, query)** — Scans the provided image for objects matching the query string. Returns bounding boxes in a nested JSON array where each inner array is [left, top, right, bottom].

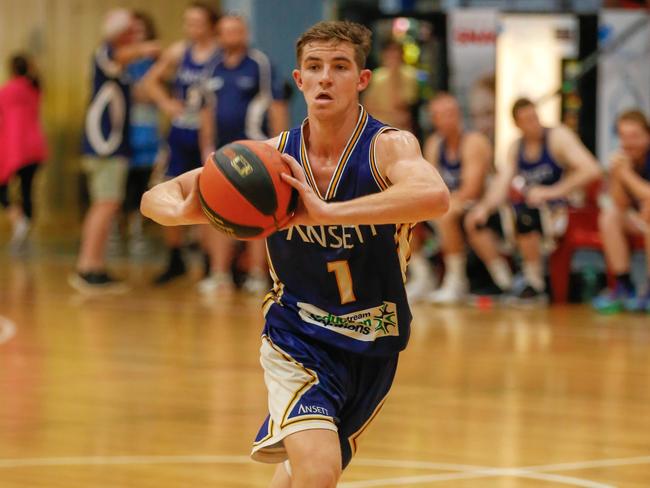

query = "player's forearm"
[[320, 181, 449, 226], [620, 169, 650, 201], [552, 165, 602, 198], [141, 182, 185, 226]]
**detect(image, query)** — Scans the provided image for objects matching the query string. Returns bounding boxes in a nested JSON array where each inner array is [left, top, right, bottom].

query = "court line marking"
[[0, 316, 16, 345], [0, 453, 647, 487]]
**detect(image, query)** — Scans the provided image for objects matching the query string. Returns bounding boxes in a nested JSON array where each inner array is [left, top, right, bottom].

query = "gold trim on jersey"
[[262, 241, 285, 316], [394, 223, 414, 283], [299, 105, 368, 201], [369, 126, 396, 191], [252, 418, 275, 446], [276, 130, 289, 153], [347, 393, 389, 456]]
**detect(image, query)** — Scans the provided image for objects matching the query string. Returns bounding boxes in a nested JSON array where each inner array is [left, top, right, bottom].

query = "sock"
[[443, 254, 466, 285], [523, 261, 545, 292], [616, 273, 634, 293], [487, 258, 513, 291], [409, 252, 432, 282]]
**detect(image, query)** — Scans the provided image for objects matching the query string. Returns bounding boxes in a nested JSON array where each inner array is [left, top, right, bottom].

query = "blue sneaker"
[[624, 289, 650, 313], [591, 283, 635, 314]]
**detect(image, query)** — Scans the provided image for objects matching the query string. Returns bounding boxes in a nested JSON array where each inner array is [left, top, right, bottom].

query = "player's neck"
[[444, 129, 462, 149], [223, 47, 247, 67], [194, 37, 217, 52], [305, 105, 361, 161]]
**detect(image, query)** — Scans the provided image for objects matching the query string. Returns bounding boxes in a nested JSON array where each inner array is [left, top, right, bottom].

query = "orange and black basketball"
[[198, 140, 297, 240]]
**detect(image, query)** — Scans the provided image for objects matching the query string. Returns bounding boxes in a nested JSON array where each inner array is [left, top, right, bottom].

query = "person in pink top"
[[0, 53, 47, 253]]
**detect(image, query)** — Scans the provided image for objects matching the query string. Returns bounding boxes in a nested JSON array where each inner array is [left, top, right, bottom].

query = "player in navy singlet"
[[70, 8, 160, 293], [593, 110, 650, 313], [465, 97, 601, 303], [198, 15, 288, 295], [419, 93, 494, 303], [143, 1, 221, 285], [141, 21, 450, 488]]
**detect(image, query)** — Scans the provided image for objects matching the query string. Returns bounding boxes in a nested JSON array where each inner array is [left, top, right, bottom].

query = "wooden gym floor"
[[1, 254, 649, 487]]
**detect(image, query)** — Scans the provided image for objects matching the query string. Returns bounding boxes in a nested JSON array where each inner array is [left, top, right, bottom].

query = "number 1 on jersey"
[[327, 260, 356, 305]]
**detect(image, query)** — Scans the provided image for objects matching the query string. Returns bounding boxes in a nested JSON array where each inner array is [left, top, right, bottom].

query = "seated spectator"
[[465, 98, 601, 304], [592, 110, 650, 313]]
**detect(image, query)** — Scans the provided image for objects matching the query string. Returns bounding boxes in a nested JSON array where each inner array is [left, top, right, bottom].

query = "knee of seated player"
[[640, 200, 650, 223], [284, 430, 342, 488]]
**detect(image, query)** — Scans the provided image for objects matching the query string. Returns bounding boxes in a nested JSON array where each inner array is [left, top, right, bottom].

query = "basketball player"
[[593, 110, 650, 313], [198, 14, 289, 295], [69, 9, 160, 292], [422, 93, 494, 303], [141, 21, 449, 488], [465, 98, 601, 302], [143, 1, 220, 284]]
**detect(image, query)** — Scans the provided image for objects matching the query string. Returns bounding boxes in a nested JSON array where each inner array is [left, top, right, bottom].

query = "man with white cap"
[[69, 8, 160, 293]]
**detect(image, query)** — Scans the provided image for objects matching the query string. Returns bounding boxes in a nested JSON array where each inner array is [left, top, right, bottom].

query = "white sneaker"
[[197, 273, 234, 295], [406, 274, 436, 302], [427, 279, 468, 304], [242, 274, 269, 294]]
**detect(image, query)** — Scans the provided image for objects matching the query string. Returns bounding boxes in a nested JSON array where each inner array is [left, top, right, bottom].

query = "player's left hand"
[[526, 185, 559, 206], [280, 153, 329, 227]]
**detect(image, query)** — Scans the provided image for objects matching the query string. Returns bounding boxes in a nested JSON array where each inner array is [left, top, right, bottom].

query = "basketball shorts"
[[251, 321, 398, 469], [82, 156, 129, 203], [166, 126, 202, 177]]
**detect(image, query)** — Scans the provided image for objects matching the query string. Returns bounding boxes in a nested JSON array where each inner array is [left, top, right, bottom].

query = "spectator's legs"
[[517, 231, 545, 292], [405, 225, 436, 302], [466, 226, 512, 292], [429, 209, 468, 303], [599, 206, 630, 276], [242, 240, 269, 294], [198, 230, 235, 294], [154, 226, 187, 284], [77, 200, 121, 271]]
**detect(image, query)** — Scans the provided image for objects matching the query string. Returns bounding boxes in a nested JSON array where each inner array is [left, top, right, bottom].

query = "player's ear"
[[292, 69, 303, 91], [357, 68, 371, 92]]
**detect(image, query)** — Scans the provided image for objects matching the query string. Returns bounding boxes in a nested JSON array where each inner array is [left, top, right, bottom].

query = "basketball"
[[198, 140, 297, 240]]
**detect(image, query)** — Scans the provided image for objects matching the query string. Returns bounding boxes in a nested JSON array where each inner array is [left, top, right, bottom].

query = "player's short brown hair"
[[296, 20, 372, 69], [512, 97, 535, 121], [617, 109, 650, 133]]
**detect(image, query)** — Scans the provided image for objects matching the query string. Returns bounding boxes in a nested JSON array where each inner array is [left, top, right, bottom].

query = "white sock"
[[523, 261, 545, 292], [487, 258, 513, 291], [409, 252, 432, 282], [443, 254, 466, 285]]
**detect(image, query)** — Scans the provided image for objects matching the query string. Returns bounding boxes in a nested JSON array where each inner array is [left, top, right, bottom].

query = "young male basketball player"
[[141, 21, 449, 488]]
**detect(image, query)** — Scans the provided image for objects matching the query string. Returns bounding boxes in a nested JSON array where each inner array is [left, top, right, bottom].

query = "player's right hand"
[[464, 204, 489, 231]]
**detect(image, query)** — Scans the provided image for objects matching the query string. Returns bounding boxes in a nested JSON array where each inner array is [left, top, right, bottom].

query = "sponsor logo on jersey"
[[286, 224, 379, 250], [297, 404, 330, 416], [297, 301, 399, 342]]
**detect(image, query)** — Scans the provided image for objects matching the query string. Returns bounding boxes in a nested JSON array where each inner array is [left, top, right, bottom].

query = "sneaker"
[[68, 271, 129, 295], [506, 283, 548, 306], [198, 272, 235, 295], [592, 283, 635, 314], [623, 289, 650, 313], [153, 258, 186, 285], [427, 278, 468, 304], [406, 274, 437, 303], [242, 274, 269, 294]]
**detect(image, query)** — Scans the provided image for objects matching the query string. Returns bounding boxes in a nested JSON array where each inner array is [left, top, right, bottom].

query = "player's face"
[[293, 41, 371, 116], [218, 17, 248, 51], [132, 18, 147, 43], [618, 120, 650, 162], [184, 7, 214, 42], [514, 105, 542, 138], [430, 97, 461, 136]]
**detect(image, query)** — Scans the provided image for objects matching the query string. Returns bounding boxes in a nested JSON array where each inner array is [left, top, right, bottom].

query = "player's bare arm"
[[113, 40, 161, 68], [281, 130, 449, 227], [140, 168, 207, 226], [456, 131, 491, 203], [526, 125, 602, 205], [142, 41, 186, 118], [465, 141, 517, 229]]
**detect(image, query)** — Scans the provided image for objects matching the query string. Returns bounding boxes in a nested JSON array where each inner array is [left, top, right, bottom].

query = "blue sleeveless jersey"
[[263, 107, 413, 357], [641, 150, 650, 182], [517, 129, 563, 187], [438, 136, 462, 191], [82, 43, 131, 157], [171, 44, 220, 131]]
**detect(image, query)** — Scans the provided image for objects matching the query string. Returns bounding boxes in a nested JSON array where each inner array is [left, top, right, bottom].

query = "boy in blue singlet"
[[141, 21, 450, 488], [465, 98, 601, 304]]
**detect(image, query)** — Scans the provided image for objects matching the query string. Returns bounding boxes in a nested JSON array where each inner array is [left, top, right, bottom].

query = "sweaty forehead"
[[302, 41, 355, 61]]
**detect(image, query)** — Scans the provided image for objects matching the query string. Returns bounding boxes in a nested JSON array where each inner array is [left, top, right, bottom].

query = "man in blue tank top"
[[69, 8, 160, 294], [465, 97, 601, 303], [141, 20, 450, 488], [419, 93, 495, 303], [198, 15, 288, 295], [143, 1, 221, 285], [593, 110, 650, 313]]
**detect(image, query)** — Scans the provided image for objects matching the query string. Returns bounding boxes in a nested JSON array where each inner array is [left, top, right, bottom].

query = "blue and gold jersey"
[[264, 106, 413, 356], [438, 135, 462, 191]]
